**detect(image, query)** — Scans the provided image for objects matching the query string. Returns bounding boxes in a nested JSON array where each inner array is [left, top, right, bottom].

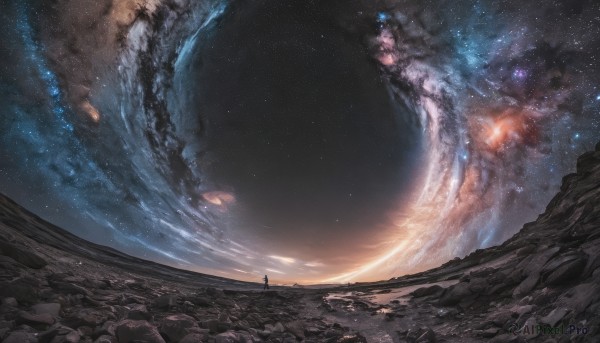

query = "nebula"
[[1, 0, 599, 284]]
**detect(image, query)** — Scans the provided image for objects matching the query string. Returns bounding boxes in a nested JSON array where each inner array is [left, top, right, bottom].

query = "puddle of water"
[[326, 280, 458, 306]]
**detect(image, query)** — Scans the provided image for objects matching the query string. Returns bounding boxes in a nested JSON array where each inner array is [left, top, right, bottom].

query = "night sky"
[[1, 0, 599, 283]]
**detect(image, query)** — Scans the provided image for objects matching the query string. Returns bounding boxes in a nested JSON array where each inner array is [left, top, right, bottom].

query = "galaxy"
[[1, 0, 599, 284]]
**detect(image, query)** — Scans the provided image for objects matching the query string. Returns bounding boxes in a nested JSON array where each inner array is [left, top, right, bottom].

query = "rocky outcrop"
[[0, 143, 598, 342]]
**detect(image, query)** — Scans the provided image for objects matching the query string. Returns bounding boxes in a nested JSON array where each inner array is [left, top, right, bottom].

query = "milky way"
[[1, 0, 599, 283]]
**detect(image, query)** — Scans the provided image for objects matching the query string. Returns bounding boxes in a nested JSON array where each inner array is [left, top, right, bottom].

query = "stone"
[[16, 311, 55, 326], [337, 333, 368, 342], [284, 320, 305, 339], [2, 331, 38, 343], [93, 335, 117, 343], [180, 332, 208, 343], [411, 285, 443, 298], [468, 278, 489, 294], [439, 282, 472, 306], [215, 331, 239, 343], [126, 304, 151, 320], [273, 321, 285, 333], [480, 328, 499, 338], [544, 258, 586, 285], [159, 313, 198, 342], [415, 328, 436, 342], [0, 241, 47, 269], [154, 294, 178, 309], [540, 308, 569, 327], [115, 320, 166, 343], [0, 277, 40, 304], [52, 282, 93, 297], [65, 330, 81, 343], [2, 297, 18, 307], [557, 283, 600, 313], [65, 308, 109, 328], [32, 303, 61, 317], [509, 305, 534, 316], [513, 273, 539, 298]]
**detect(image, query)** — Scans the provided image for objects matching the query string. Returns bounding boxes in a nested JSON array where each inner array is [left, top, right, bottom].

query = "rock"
[[522, 248, 561, 276], [479, 328, 499, 338], [93, 335, 117, 343], [16, 311, 55, 326], [284, 320, 305, 339], [415, 328, 436, 342], [2, 331, 38, 343], [32, 303, 61, 317], [557, 283, 600, 313], [272, 322, 285, 333], [115, 320, 165, 343], [411, 285, 443, 298], [159, 313, 198, 342], [513, 273, 539, 298], [468, 278, 488, 294], [544, 257, 586, 285], [337, 333, 368, 342], [192, 296, 211, 307], [154, 294, 178, 309], [0, 277, 40, 304], [0, 241, 47, 269], [180, 332, 208, 343], [51, 282, 93, 297], [38, 323, 77, 342], [540, 308, 569, 327], [2, 297, 18, 307], [439, 282, 472, 306], [509, 305, 534, 316], [215, 331, 239, 343], [126, 304, 151, 320], [65, 308, 109, 328], [65, 330, 81, 343], [487, 310, 512, 327]]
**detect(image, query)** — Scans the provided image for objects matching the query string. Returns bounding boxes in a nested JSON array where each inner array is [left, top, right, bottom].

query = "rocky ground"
[[0, 143, 599, 343]]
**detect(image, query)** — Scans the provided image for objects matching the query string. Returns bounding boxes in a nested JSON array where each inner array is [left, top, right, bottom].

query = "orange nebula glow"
[[474, 108, 539, 152], [202, 191, 236, 207], [80, 100, 101, 123]]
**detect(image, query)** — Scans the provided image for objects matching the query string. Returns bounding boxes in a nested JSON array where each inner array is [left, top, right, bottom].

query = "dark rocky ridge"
[[0, 142, 598, 342]]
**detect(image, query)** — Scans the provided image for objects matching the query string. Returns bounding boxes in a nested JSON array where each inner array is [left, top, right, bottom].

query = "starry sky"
[[1, 0, 599, 284]]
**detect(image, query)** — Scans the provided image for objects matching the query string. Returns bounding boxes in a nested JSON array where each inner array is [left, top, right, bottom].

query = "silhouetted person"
[[263, 275, 269, 290]]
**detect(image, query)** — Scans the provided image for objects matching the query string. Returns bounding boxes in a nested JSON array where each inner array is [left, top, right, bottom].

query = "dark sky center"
[[193, 0, 418, 248]]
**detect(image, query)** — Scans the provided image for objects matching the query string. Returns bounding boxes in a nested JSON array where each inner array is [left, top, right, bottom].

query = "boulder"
[[415, 328, 436, 342], [512, 273, 539, 298], [159, 313, 199, 342], [544, 257, 586, 285], [338, 333, 368, 342], [32, 303, 61, 317], [411, 285, 443, 298], [0, 241, 47, 269], [439, 282, 472, 306], [2, 297, 18, 307], [126, 304, 151, 320], [540, 308, 569, 327], [2, 331, 38, 343], [284, 320, 305, 339], [93, 335, 117, 343], [557, 283, 600, 313], [115, 320, 165, 343], [215, 331, 240, 343], [154, 294, 178, 309], [180, 332, 209, 343], [16, 311, 55, 326]]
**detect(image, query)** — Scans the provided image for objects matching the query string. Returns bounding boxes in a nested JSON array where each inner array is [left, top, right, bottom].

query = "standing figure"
[[263, 274, 269, 290]]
